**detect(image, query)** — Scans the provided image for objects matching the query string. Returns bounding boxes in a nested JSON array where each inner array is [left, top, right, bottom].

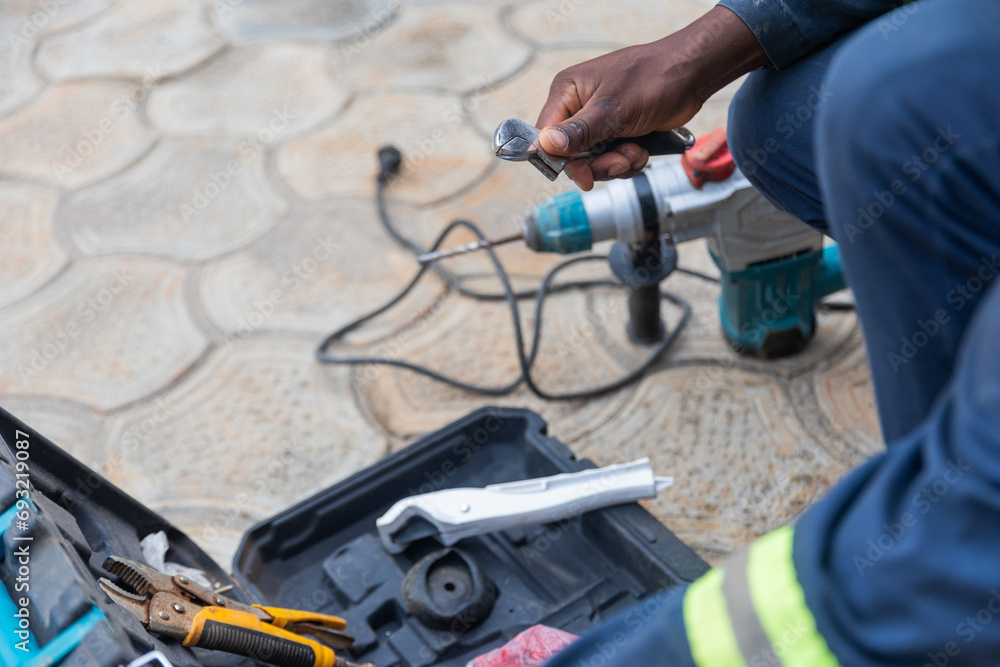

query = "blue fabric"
[[717, 0, 899, 68], [544, 585, 696, 667], [798, 0, 1000, 663], [730, 0, 1000, 442], [727, 36, 846, 231], [817, 0, 1000, 442], [548, 0, 1000, 664]]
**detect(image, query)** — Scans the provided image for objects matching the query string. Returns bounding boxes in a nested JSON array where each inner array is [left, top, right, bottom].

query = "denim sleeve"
[[717, 0, 901, 68]]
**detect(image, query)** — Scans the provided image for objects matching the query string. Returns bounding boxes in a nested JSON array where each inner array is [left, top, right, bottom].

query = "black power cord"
[[315, 147, 693, 400]]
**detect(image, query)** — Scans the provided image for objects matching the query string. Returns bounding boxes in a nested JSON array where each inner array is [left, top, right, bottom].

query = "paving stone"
[[0, 257, 207, 412], [408, 0, 520, 5], [352, 289, 637, 442], [1, 0, 116, 37], [0, 81, 157, 189], [471, 48, 610, 137], [333, 5, 531, 94], [0, 397, 107, 472], [213, 0, 395, 44], [67, 138, 284, 261], [148, 44, 349, 137], [813, 343, 883, 455], [278, 93, 491, 205], [199, 199, 444, 341], [0, 26, 43, 116], [508, 0, 712, 48], [572, 366, 852, 563], [104, 337, 387, 565], [1, 0, 115, 113], [0, 181, 67, 309], [36, 0, 223, 81], [418, 162, 576, 276], [153, 506, 247, 573]]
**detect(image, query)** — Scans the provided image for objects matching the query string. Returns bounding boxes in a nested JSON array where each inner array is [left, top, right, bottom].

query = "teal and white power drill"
[[425, 123, 848, 358], [525, 129, 846, 357]]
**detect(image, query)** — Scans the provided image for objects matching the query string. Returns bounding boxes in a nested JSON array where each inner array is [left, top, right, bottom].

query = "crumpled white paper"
[[139, 530, 213, 589]]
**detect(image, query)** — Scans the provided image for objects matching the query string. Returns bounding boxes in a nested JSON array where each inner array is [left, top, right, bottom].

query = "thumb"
[[538, 105, 613, 156]]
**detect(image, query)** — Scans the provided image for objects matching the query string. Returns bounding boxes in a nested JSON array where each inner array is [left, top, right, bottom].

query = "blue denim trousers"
[[728, 0, 1000, 443]]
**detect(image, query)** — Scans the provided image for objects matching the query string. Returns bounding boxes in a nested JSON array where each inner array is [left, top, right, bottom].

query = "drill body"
[[524, 153, 846, 357]]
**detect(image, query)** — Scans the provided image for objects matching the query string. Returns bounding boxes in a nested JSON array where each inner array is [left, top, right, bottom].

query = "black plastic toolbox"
[[0, 406, 707, 667]]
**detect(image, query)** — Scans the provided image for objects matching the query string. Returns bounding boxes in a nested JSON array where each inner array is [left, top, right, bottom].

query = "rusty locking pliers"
[[98, 556, 373, 667]]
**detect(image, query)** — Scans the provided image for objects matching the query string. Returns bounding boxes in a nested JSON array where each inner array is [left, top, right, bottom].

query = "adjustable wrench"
[[493, 118, 695, 181]]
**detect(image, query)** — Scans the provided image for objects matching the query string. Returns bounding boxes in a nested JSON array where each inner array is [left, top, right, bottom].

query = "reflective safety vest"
[[683, 526, 841, 666]]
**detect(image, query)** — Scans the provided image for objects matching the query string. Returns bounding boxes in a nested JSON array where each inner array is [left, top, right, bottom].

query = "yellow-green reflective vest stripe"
[[683, 526, 841, 667]]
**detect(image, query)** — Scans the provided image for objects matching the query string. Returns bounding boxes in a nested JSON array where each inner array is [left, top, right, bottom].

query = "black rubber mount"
[[401, 548, 497, 633]]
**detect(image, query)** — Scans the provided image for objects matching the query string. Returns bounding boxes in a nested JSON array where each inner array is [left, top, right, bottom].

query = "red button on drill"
[[681, 126, 735, 188]]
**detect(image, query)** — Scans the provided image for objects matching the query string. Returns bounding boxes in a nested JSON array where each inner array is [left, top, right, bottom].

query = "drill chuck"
[[524, 191, 592, 254]]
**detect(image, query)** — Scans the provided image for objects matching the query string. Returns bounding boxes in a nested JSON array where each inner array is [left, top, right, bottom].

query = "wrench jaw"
[[493, 118, 537, 157], [494, 137, 532, 159], [527, 154, 564, 181], [494, 118, 567, 181], [494, 119, 573, 181]]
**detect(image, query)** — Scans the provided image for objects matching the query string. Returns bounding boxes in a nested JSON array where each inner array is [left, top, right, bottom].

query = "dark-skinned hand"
[[535, 6, 769, 190]]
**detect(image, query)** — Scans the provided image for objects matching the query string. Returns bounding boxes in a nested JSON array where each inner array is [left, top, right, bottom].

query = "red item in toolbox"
[[681, 127, 736, 188], [471, 625, 579, 667]]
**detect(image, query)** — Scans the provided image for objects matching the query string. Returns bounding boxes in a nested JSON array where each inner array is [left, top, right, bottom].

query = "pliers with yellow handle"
[[98, 556, 374, 667]]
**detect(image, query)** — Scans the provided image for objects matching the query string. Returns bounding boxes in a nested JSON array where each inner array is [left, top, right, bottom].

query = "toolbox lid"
[[0, 406, 255, 667]]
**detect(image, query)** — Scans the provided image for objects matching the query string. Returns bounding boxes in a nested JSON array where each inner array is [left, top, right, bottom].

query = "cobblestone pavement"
[[0, 0, 882, 568]]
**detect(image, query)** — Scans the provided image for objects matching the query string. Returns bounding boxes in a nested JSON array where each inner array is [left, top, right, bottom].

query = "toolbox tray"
[[232, 407, 707, 667], [0, 406, 707, 667]]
